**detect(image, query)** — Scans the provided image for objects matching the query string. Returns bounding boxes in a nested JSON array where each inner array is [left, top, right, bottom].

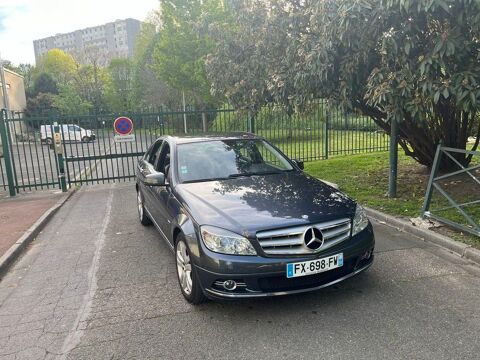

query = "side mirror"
[[293, 159, 304, 170], [144, 172, 165, 186]]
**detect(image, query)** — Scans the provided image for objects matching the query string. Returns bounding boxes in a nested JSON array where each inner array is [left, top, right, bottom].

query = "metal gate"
[[422, 144, 480, 236], [1, 101, 389, 196]]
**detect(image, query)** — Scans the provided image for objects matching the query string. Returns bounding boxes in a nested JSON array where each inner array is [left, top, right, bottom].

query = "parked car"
[[40, 124, 95, 145], [136, 133, 375, 304]]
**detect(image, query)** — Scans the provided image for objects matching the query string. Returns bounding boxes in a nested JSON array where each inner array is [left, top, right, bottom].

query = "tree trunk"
[[355, 101, 480, 171]]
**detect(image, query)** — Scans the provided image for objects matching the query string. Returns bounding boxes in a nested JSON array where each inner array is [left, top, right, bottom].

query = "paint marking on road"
[[60, 185, 114, 358]]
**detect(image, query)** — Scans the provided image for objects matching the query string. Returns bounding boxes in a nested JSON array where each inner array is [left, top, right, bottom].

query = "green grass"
[[305, 150, 480, 248]]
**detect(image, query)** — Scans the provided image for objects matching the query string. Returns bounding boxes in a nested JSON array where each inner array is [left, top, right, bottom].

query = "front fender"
[[171, 213, 201, 260]]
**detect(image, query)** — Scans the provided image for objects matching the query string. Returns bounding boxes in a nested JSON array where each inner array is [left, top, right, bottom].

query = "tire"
[[82, 136, 91, 143], [137, 190, 152, 226], [45, 137, 53, 145], [175, 235, 206, 305]]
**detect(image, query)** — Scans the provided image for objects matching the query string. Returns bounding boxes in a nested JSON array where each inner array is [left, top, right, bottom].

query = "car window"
[[68, 125, 77, 132], [177, 139, 294, 183], [155, 143, 171, 175], [145, 140, 163, 165]]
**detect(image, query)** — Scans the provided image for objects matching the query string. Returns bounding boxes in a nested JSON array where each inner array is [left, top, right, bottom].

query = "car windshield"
[[177, 139, 294, 183]]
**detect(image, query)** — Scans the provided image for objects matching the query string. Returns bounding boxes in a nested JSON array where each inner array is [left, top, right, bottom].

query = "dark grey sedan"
[[136, 133, 374, 304]]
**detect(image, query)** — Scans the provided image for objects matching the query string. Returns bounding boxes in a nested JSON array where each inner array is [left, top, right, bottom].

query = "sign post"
[[113, 117, 135, 143], [53, 123, 67, 192]]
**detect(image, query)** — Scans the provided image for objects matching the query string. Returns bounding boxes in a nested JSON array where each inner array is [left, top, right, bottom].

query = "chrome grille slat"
[[323, 224, 351, 239], [256, 218, 352, 255], [259, 237, 304, 247]]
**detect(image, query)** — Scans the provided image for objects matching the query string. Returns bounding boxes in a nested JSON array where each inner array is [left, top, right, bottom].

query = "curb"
[[0, 189, 76, 278], [365, 206, 480, 266]]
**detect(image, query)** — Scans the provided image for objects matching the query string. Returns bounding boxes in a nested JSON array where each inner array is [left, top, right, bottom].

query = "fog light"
[[362, 249, 372, 260], [223, 280, 237, 291]]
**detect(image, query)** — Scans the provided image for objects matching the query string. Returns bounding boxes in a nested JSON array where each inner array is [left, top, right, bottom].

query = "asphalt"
[[0, 183, 479, 360]]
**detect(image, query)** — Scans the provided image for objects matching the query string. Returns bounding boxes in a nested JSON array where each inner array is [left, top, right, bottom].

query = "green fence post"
[[388, 117, 398, 198], [324, 102, 329, 160], [53, 123, 67, 192], [248, 108, 255, 133], [0, 109, 16, 196]]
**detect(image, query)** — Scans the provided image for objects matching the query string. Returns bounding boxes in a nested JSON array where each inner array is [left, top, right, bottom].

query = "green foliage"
[[33, 73, 58, 96], [53, 85, 92, 116], [34, 49, 76, 86], [105, 59, 134, 113], [205, 0, 480, 169], [152, 0, 225, 106], [25, 93, 56, 117]]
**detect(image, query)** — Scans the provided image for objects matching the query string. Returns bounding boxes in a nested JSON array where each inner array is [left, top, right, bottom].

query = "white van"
[[40, 124, 96, 145]]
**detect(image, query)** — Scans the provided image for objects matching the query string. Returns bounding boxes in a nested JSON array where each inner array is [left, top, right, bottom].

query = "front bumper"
[[194, 224, 375, 299]]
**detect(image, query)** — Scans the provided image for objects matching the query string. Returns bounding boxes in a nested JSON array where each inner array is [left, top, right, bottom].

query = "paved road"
[[0, 183, 479, 360]]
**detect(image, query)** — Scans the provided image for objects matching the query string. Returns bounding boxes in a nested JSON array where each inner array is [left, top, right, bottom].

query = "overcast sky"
[[0, 0, 158, 65]]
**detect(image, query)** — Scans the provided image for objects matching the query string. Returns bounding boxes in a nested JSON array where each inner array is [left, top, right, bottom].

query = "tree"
[[33, 73, 58, 96], [35, 49, 76, 87], [16, 64, 35, 95], [25, 93, 56, 117], [152, 0, 225, 107], [131, 16, 182, 111], [53, 85, 92, 116], [105, 59, 134, 112], [206, 0, 480, 170], [205, 1, 271, 110], [72, 46, 110, 114]]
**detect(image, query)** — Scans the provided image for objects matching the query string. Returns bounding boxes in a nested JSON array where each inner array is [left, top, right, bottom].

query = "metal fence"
[[422, 144, 480, 237], [0, 100, 389, 195]]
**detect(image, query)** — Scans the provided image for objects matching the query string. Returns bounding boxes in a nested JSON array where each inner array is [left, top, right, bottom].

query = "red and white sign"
[[113, 117, 134, 135]]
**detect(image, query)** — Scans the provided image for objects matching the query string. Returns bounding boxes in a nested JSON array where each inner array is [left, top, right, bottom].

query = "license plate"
[[286, 253, 343, 278]]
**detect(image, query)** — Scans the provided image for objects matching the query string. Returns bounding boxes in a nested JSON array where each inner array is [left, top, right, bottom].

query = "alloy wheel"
[[137, 191, 143, 220], [176, 241, 193, 295]]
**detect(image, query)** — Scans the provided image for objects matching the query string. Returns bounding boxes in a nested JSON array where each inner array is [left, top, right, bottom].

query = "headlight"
[[200, 226, 257, 255], [352, 205, 369, 236]]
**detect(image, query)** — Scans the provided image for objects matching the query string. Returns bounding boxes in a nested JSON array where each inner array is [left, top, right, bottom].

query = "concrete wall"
[[0, 68, 27, 145], [0, 68, 27, 113]]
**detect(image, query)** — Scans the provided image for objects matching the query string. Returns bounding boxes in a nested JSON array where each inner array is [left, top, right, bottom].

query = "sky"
[[0, 0, 158, 65]]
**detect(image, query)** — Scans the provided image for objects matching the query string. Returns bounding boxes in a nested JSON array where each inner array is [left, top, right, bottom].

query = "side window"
[[145, 140, 163, 165], [155, 143, 171, 175]]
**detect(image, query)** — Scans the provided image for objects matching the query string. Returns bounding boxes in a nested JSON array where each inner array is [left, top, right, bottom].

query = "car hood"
[[175, 172, 356, 237]]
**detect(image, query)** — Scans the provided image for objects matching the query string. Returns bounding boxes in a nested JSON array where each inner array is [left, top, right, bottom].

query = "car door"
[[150, 141, 174, 241]]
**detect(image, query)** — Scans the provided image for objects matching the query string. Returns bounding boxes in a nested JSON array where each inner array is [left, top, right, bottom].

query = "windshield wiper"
[[182, 177, 229, 184], [228, 171, 283, 178]]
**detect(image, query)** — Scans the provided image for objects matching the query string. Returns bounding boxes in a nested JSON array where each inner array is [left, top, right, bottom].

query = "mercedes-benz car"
[[136, 133, 374, 304]]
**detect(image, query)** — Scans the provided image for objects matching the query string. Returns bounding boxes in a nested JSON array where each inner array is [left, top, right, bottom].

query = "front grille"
[[256, 218, 351, 255]]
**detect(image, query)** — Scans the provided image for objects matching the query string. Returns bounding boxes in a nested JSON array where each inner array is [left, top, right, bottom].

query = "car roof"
[[165, 132, 262, 144]]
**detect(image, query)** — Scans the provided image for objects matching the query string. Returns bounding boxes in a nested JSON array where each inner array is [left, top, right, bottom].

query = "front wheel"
[[175, 235, 206, 305], [137, 190, 151, 226], [82, 136, 91, 143]]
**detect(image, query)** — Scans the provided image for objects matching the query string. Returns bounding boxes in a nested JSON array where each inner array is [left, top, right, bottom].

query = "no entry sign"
[[113, 117, 134, 135]]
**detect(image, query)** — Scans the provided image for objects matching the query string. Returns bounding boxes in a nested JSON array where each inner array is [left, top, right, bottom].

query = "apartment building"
[[33, 18, 143, 65]]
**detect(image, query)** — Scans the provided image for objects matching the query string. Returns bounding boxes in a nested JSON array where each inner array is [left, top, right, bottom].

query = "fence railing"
[[0, 100, 389, 194], [422, 144, 480, 237]]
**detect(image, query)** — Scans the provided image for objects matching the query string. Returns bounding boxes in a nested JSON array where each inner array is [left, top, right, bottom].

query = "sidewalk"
[[0, 190, 66, 258]]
